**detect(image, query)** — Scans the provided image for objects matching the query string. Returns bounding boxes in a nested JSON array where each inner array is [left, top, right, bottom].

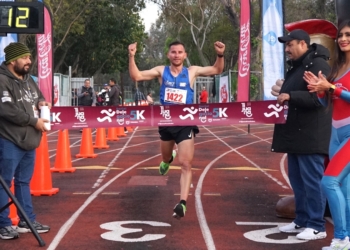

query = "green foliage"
[[46, 0, 147, 76], [249, 74, 260, 100]]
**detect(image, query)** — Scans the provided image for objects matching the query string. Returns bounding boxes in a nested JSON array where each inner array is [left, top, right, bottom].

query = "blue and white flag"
[[262, 0, 284, 100]]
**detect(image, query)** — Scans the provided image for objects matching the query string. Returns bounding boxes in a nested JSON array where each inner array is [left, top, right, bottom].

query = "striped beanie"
[[4, 42, 31, 64]]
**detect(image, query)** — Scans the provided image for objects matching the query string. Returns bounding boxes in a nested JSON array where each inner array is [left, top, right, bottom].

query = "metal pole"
[[0, 176, 45, 247]]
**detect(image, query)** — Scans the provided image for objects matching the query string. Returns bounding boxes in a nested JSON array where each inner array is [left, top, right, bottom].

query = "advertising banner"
[[50, 101, 288, 130], [53, 75, 60, 106], [37, 6, 53, 103], [237, 0, 251, 102], [219, 75, 229, 103]]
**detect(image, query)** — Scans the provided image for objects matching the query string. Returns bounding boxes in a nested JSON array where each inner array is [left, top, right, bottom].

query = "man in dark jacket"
[[272, 29, 332, 240], [0, 43, 51, 240], [108, 78, 120, 106], [78, 79, 96, 106]]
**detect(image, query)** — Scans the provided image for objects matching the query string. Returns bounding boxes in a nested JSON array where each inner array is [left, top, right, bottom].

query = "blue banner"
[[262, 0, 284, 100]]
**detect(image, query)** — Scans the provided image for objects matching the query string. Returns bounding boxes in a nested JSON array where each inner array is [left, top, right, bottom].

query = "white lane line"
[[195, 126, 289, 250], [231, 125, 290, 189], [195, 149, 233, 250], [47, 146, 162, 249], [48, 125, 281, 249], [91, 129, 137, 188]]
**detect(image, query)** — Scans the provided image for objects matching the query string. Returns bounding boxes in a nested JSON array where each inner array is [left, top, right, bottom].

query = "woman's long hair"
[[325, 20, 350, 106], [327, 20, 350, 82]]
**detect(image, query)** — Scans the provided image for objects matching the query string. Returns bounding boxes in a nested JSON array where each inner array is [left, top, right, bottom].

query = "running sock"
[[168, 155, 174, 164], [180, 200, 186, 206]]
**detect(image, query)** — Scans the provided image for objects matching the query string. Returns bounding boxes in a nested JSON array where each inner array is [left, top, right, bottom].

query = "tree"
[[151, 0, 223, 66], [42, 0, 147, 76]]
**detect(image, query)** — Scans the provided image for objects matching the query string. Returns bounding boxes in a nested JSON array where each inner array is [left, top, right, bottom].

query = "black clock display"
[[0, 1, 44, 34]]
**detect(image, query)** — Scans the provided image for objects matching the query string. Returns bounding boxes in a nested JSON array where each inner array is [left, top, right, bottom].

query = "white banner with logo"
[[262, 0, 284, 100]]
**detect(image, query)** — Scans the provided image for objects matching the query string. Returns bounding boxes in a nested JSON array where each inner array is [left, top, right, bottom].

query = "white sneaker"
[[296, 228, 327, 240], [322, 236, 350, 250], [279, 222, 304, 233]]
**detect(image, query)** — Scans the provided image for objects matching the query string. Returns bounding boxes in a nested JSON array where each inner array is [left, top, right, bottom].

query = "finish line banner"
[[50, 100, 288, 130]]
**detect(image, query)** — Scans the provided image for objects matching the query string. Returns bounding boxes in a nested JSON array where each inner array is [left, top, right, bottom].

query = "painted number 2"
[[100, 221, 171, 242]]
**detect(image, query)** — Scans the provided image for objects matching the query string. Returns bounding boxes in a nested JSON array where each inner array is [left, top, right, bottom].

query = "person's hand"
[[304, 71, 331, 93], [38, 101, 52, 109], [271, 79, 284, 97], [303, 71, 319, 86], [277, 93, 290, 105], [35, 118, 49, 132], [128, 42, 137, 56], [214, 41, 225, 55]]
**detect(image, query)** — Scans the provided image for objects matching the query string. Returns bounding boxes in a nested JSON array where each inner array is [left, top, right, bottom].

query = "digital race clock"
[[0, 1, 44, 34]]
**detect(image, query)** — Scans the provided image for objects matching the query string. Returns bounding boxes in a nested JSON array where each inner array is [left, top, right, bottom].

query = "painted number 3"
[[100, 221, 171, 242]]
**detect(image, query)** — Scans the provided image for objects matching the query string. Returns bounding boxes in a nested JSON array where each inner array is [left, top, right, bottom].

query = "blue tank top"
[[160, 66, 194, 105]]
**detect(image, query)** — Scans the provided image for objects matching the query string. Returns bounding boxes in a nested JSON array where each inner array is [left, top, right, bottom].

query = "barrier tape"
[[50, 100, 288, 130]]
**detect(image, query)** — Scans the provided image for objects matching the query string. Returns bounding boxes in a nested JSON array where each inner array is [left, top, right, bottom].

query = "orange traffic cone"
[[116, 127, 127, 137], [51, 130, 76, 173], [94, 128, 109, 149], [126, 127, 133, 132], [30, 132, 59, 196], [9, 180, 19, 226], [107, 127, 120, 141], [76, 128, 97, 158]]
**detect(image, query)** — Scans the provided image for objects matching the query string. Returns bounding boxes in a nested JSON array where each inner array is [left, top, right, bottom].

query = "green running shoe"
[[173, 203, 186, 220], [159, 150, 176, 175]]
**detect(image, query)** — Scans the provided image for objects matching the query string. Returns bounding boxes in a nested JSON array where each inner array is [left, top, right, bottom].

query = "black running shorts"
[[158, 126, 199, 144]]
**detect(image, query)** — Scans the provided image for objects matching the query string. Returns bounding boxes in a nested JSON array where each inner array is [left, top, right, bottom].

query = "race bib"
[[164, 88, 187, 104]]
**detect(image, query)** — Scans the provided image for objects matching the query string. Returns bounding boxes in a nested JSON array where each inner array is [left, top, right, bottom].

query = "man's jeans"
[[288, 153, 326, 232], [0, 137, 36, 227]]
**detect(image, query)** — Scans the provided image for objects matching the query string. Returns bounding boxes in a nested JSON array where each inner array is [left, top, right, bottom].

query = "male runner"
[[128, 41, 225, 219]]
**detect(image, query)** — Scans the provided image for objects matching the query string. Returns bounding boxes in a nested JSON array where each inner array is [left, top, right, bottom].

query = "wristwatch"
[[329, 84, 336, 94]]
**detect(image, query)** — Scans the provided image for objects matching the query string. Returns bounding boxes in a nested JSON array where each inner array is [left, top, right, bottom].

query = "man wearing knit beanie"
[[0, 42, 51, 240], [4, 42, 31, 65]]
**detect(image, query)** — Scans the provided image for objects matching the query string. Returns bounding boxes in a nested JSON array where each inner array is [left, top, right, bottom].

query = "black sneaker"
[[0, 226, 19, 240], [172, 203, 186, 220], [16, 221, 50, 234]]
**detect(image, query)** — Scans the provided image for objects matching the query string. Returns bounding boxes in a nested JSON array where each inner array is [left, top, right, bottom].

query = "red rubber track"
[[1, 125, 334, 250]]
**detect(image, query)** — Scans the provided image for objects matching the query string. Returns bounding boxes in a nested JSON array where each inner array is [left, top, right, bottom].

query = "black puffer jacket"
[[271, 43, 332, 154]]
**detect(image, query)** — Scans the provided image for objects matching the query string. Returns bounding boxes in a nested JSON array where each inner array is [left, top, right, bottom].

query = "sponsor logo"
[[160, 106, 171, 120], [74, 108, 86, 122], [37, 33, 52, 79], [238, 22, 250, 77], [179, 107, 198, 120], [241, 103, 252, 118], [97, 109, 116, 123], [264, 103, 283, 118]]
